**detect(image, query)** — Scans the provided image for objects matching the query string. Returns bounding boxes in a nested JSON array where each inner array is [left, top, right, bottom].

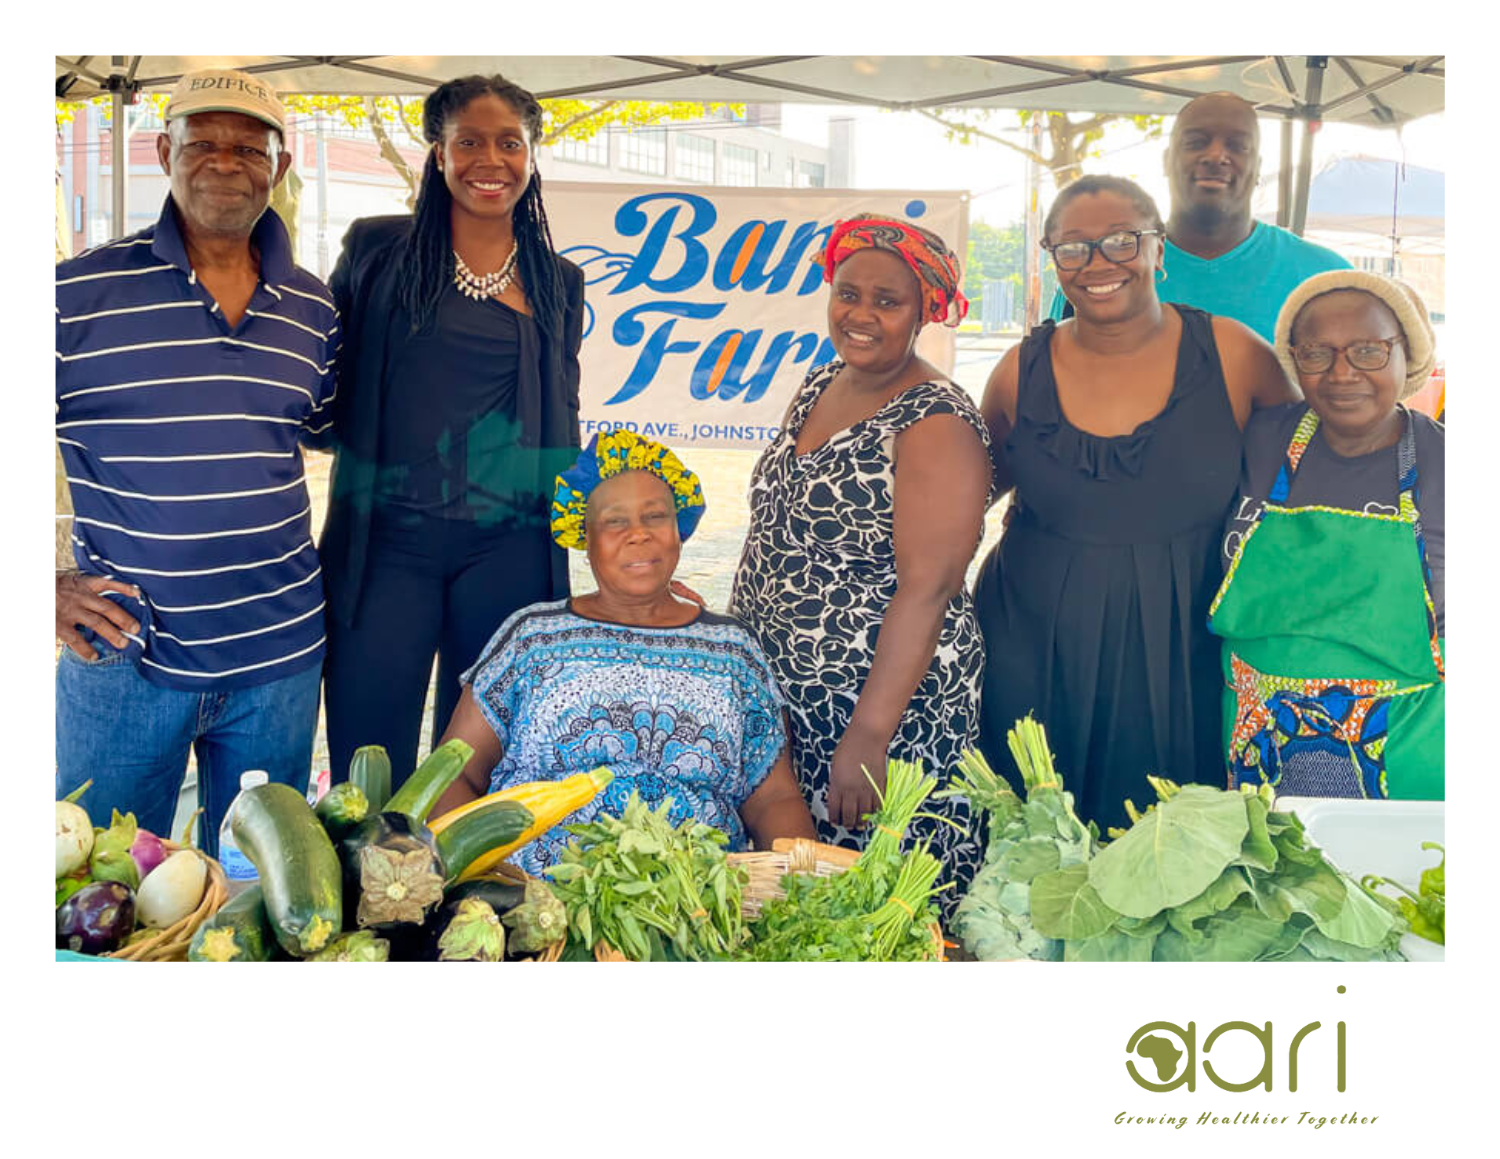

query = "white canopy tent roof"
[[56, 54, 1444, 238]]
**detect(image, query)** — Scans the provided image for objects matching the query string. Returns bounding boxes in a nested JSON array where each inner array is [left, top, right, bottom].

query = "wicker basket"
[[727, 837, 947, 962], [105, 842, 227, 962]]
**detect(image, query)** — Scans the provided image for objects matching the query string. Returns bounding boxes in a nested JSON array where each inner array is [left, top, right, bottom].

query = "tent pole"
[[1290, 57, 1327, 237], [1276, 118, 1293, 228], [110, 86, 126, 240], [1022, 116, 1043, 331]]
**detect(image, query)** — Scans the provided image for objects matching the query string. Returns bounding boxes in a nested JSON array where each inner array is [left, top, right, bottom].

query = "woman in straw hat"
[[429, 431, 816, 877], [1210, 270, 1444, 799]]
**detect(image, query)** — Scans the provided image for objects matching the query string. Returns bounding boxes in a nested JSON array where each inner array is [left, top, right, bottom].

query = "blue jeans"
[[55, 649, 321, 859]]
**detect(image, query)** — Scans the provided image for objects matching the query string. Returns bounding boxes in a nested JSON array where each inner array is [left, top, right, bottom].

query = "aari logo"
[[1126, 986, 1348, 1093]]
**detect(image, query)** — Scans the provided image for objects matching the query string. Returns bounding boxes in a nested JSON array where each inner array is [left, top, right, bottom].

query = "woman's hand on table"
[[827, 723, 890, 830]]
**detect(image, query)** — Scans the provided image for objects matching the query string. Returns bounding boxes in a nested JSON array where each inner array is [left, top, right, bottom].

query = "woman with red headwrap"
[[729, 214, 992, 914]]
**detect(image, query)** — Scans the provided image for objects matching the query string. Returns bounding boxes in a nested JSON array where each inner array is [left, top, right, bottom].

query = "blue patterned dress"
[[460, 600, 787, 876]]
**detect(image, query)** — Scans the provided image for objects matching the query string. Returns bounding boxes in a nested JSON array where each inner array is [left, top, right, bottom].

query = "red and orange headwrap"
[[817, 214, 969, 327]]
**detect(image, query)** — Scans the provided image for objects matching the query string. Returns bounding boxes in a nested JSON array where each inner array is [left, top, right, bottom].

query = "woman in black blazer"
[[322, 74, 584, 790]]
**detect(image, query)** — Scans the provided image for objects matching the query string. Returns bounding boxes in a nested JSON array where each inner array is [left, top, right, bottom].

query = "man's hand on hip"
[[56, 572, 140, 661]]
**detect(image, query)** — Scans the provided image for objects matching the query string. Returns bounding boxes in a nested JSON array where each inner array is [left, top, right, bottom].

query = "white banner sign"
[[545, 183, 969, 450]]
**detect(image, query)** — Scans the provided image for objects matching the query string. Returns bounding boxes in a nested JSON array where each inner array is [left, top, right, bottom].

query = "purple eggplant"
[[57, 881, 136, 955]]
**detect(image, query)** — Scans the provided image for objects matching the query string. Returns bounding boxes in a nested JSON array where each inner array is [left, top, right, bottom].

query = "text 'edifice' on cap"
[[164, 68, 286, 135]]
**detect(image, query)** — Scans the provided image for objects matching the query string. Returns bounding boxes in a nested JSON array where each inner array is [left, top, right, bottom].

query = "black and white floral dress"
[[729, 361, 991, 917]]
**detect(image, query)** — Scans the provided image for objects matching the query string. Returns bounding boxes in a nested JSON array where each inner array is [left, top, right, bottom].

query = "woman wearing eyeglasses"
[[1210, 271, 1444, 800], [972, 176, 1296, 833]]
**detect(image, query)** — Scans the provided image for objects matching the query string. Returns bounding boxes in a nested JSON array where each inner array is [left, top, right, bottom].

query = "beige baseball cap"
[[164, 68, 286, 135]]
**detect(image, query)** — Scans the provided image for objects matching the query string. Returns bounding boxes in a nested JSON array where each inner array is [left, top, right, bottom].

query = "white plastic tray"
[[1270, 796, 1444, 962]]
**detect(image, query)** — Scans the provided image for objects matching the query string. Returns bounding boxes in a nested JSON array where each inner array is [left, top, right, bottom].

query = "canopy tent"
[[1303, 155, 1444, 238], [56, 53, 1444, 242]]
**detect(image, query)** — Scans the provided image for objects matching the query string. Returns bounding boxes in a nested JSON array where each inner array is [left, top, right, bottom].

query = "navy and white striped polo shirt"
[[56, 195, 338, 691]]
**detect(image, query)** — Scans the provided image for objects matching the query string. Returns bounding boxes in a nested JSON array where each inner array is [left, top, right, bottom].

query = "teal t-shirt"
[[1048, 222, 1350, 341]]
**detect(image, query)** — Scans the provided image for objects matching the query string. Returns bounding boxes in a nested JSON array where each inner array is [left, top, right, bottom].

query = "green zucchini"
[[435, 799, 534, 885], [385, 738, 474, 825], [349, 745, 392, 813], [231, 783, 343, 957], [314, 781, 370, 841], [188, 885, 273, 962]]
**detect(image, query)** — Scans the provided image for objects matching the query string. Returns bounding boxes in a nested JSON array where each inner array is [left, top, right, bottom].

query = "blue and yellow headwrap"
[[550, 430, 707, 551]]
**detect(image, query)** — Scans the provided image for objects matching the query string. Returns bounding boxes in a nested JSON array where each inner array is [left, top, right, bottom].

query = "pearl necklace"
[[453, 243, 519, 301]]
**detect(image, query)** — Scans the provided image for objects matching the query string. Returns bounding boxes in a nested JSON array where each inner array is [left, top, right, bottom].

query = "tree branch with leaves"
[[920, 107, 1164, 189]]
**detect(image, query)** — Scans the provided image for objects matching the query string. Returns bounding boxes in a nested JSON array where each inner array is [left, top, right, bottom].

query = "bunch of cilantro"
[[742, 759, 946, 962]]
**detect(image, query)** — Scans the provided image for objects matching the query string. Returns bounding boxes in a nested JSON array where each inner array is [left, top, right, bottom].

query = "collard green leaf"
[[1030, 864, 1120, 940], [1236, 794, 1278, 872], [1299, 927, 1405, 962], [1088, 786, 1250, 919], [1164, 867, 1252, 940], [1115, 912, 1169, 940], [997, 837, 1063, 883], [1153, 895, 1284, 961], [1247, 857, 1347, 928], [1064, 930, 1155, 962], [1314, 870, 1403, 949], [1255, 916, 1315, 961]]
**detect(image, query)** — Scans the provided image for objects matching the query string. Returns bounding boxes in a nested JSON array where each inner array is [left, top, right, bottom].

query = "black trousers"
[[324, 508, 556, 790]]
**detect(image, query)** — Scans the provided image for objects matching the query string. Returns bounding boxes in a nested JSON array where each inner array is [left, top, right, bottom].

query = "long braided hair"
[[398, 75, 566, 340]]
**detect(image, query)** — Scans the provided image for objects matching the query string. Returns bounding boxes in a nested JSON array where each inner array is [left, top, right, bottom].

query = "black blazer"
[[319, 215, 584, 629]]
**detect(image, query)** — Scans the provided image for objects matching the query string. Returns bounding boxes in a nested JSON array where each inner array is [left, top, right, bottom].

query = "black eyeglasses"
[[1043, 229, 1162, 271], [1290, 337, 1404, 374]]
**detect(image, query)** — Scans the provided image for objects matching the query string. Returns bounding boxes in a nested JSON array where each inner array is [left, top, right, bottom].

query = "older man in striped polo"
[[55, 68, 336, 855]]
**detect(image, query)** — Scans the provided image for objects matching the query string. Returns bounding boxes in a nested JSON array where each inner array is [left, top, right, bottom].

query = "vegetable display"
[[53, 784, 214, 959], [547, 792, 748, 961], [951, 716, 1409, 962], [743, 758, 946, 962], [1362, 842, 1445, 945]]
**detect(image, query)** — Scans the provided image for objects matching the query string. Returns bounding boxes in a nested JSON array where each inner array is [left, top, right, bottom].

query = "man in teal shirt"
[[1050, 92, 1348, 341]]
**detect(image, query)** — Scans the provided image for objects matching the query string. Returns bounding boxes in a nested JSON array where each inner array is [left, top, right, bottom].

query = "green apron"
[[1208, 407, 1444, 799]]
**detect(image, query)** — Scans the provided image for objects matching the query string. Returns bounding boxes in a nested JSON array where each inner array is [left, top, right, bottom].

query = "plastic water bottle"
[[219, 770, 269, 898]]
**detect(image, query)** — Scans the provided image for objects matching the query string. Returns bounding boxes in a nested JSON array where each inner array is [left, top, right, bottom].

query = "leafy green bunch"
[[546, 793, 747, 962], [940, 716, 1099, 961], [744, 759, 947, 962], [1029, 778, 1408, 961]]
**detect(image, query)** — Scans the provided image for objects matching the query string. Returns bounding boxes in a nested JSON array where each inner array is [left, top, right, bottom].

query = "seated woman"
[[1211, 270, 1444, 799], [429, 431, 818, 874]]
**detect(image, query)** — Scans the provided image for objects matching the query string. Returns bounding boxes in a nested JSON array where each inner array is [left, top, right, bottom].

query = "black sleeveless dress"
[[973, 306, 1242, 833]]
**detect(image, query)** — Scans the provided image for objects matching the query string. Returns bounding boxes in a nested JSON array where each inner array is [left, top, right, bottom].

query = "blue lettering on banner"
[[711, 220, 833, 295], [562, 191, 944, 431], [611, 193, 717, 294]]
